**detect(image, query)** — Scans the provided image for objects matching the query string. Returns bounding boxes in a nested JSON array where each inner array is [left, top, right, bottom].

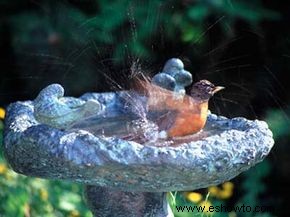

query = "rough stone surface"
[[3, 91, 274, 192]]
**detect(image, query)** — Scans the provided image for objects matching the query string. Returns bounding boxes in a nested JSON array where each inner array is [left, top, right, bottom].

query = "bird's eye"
[[206, 87, 212, 93]]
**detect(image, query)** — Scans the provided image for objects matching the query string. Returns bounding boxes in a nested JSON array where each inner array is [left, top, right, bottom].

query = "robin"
[[69, 78, 224, 142], [138, 79, 224, 138]]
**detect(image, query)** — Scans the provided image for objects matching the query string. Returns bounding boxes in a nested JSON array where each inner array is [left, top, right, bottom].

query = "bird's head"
[[190, 80, 224, 102]]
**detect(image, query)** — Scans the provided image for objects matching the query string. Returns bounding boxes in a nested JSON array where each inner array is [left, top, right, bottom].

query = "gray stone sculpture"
[[3, 59, 274, 217]]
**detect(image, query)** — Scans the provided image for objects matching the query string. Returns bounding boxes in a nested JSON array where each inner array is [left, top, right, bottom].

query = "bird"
[[68, 78, 224, 143], [137, 79, 224, 138]]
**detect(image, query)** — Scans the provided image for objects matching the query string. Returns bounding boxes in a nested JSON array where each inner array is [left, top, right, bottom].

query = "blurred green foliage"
[[266, 108, 290, 140], [168, 160, 273, 217], [237, 160, 272, 217], [0, 116, 92, 217], [3, 0, 279, 61]]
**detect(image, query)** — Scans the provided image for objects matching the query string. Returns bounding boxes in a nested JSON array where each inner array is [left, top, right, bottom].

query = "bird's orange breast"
[[167, 102, 208, 137]]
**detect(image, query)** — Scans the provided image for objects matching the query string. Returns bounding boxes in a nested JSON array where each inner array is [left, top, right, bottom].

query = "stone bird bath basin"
[[3, 59, 274, 217]]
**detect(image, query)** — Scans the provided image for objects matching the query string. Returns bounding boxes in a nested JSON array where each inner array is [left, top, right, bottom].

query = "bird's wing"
[[133, 79, 192, 111]]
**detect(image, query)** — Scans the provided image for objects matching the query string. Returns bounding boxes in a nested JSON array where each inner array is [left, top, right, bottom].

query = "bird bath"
[[3, 59, 274, 217]]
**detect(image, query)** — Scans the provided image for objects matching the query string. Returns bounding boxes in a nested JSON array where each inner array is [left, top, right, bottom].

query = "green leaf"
[[187, 4, 209, 21], [266, 108, 290, 139], [59, 192, 82, 211], [181, 25, 204, 43]]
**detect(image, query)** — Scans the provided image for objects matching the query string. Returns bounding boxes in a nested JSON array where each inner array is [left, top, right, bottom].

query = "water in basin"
[[68, 112, 226, 147]]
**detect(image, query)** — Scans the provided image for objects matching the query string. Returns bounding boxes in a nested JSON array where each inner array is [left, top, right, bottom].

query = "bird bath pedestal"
[[3, 59, 274, 217]]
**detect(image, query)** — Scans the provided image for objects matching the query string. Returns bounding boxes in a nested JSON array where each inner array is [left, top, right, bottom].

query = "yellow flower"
[[208, 186, 219, 196], [69, 210, 80, 217], [207, 182, 234, 200], [223, 182, 234, 190], [217, 189, 233, 199], [218, 182, 234, 199], [0, 107, 5, 119], [200, 200, 214, 214], [40, 188, 49, 201], [187, 192, 203, 203], [0, 163, 7, 175]]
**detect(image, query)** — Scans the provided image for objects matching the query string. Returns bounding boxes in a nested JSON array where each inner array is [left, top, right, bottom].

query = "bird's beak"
[[212, 86, 225, 94]]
